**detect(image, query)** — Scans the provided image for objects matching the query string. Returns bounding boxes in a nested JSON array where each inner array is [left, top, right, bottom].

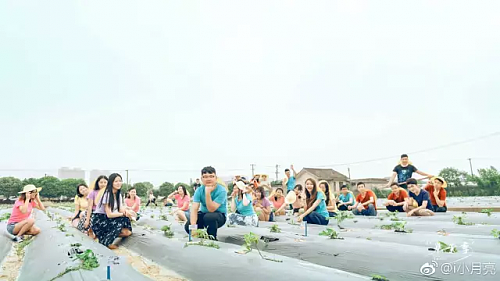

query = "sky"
[[0, 1, 499, 186]]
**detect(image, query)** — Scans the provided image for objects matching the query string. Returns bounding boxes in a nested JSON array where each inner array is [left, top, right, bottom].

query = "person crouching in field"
[[71, 183, 89, 231], [349, 182, 377, 216], [229, 181, 259, 227], [269, 188, 286, 216], [92, 173, 133, 249], [297, 179, 329, 225], [384, 182, 408, 212], [404, 178, 434, 217], [167, 185, 191, 222], [124, 187, 141, 221], [6, 184, 46, 242], [253, 186, 272, 222], [425, 177, 447, 213], [84, 175, 108, 239], [318, 181, 337, 217]]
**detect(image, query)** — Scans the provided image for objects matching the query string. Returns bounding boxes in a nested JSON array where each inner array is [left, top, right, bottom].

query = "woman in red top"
[[6, 184, 46, 242], [425, 177, 447, 212], [168, 185, 191, 222], [269, 188, 286, 216], [384, 182, 408, 212]]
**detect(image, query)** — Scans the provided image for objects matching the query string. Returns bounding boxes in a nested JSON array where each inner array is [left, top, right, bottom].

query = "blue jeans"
[[386, 205, 404, 212], [352, 204, 377, 216], [433, 205, 447, 212], [304, 211, 329, 225]]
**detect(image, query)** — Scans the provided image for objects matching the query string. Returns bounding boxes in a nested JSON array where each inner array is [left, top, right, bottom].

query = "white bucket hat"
[[19, 184, 42, 194]]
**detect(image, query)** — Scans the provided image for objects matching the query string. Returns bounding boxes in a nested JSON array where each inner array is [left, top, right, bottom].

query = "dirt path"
[[112, 246, 186, 281]]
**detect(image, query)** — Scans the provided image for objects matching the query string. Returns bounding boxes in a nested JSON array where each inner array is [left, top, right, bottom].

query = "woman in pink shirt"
[[269, 188, 286, 216], [7, 184, 46, 242], [125, 187, 141, 220], [167, 185, 190, 222]]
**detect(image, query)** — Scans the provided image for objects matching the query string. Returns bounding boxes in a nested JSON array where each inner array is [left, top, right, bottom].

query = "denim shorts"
[[6, 223, 16, 235]]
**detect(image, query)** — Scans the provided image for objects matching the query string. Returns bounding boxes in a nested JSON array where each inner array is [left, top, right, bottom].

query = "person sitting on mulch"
[[124, 187, 141, 221], [424, 177, 447, 213], [167, 185, 191, 222], [384, 182, 408, 212], [185, 166, 227, 240], [253, 186, 272, 222], [349, 182, 377, 216], [336, 185, 354, 211], [71, 183, 89, 231], [6, 184, 46, 242], [297, 178, 329, 225], [84, 175, 108, 238], [318, 180, 337, 217], [229, 181, 259, 227], [404, 178, 435, 217], [269, 187, 286, 216], [291, 184, 306, 215], [92, 173, 133, 249]]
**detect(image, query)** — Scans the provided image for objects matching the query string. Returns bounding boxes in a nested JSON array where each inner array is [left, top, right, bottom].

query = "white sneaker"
[[12, 236, 23, 243]]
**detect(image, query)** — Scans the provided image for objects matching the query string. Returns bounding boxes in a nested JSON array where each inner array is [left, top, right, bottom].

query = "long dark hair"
[[256, 186, 266, 200], [126, 187, 136, 199], [76, 183, 88, 198], [305, 178, 318, 210], [99, 173, 122, 211], [274, 187, 284, 201], [319, 181, 331, 206], [94, 175, 109, 191], [178, 185, 187, 199]]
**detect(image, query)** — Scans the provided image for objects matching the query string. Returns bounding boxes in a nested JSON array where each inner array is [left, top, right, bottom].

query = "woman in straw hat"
[[297, 179, 329, 225], [6, 184, 46, 242], [228, 181, 259, 227], [318, 181, 338, 217], [424, 177, 448, 212]]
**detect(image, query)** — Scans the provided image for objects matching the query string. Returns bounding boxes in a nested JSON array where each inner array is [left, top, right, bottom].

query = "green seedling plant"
[[379, 222, 412, 233], [54, 221, 67, 232], [319, 228, 344, 240], [335, 211, 354, 229], [481, 209, 493, 217], [159, 214, 168, 221], [437, 241, 458, 253], [143, 224, 155, 231], [288, 218, 300, 226], [386, 211, 401, 221], [269, 224, 281, 233], [49, 249, 100, 281], [240, 232, 282, 263], [453, 214, 474, 226], [371, 274, 390, 281], [0, 212, 11, 222], [16, 236, 34, 257], [150, 214, 155, 219], [184, 228, 220, 249], [161, 225, 175, 238], [491, 229, 500, 238]]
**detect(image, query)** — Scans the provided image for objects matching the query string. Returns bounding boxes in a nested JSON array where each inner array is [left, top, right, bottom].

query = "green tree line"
[[0, 176, 195, 200]]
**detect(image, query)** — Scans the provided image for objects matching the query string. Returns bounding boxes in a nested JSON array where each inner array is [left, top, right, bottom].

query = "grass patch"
[[0, 212, 11, 222], [269, 224, 281, 233], [453, 214, 474, 226], [16, 236, 34, 257], [319, 228, 344, 240], [372, 274, 389, 281]]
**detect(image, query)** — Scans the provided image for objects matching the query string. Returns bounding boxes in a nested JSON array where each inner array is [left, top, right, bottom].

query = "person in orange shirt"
[[425, 177, 447, 212], [384, 182, 408, 212], [348, 182, 377, 216]]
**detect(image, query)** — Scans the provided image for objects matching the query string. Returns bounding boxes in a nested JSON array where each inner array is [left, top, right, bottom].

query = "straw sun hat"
[[284, 190, 297, 204], [18, 184, 42, 194], [431, 177, 448, 188]]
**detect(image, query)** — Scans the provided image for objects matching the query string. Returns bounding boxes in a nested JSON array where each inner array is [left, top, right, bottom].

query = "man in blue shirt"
[[336, 185, 354, 211], [185, 166, 227, 239], [404, 178, 435, 217], [283, 165, 297, 193]]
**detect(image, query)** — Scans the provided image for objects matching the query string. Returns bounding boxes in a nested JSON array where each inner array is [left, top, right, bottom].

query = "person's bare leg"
[[72, 219, 80, 228], [118, 228, 132, 237], [177, 210, 187, 222], [13, 219, 35, 236], [255, 207, 265, 221], [415, 209, 435, 216], [25, 226, 41, 236]]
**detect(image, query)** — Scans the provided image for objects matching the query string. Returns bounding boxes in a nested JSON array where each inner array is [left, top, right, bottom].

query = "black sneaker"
[[12, 236, 23, 243]]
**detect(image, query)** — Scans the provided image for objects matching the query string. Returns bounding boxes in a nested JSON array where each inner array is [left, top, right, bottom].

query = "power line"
[[313, 131, 500, 168]]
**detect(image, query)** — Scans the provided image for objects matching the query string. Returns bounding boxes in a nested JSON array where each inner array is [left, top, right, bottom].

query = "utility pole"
[[126, 170, 129, 185], [468, 158, 474, 176], [250, 164, 256, 177], [275, 164, 280, 181], [347, 167, 351, 180]]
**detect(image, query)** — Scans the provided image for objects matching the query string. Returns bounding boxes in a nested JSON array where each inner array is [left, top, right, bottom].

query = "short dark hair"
[[285, 169, 290, 172], [406, 178, 418, 186], [401, 154, 409, 158], [341, 185, 348, 190], [201, 166, 216, 175], [294, 184, 303, 191], [356, 182, 365, 187], [434, 178, 444, 184], [390, 182, 399, 187]]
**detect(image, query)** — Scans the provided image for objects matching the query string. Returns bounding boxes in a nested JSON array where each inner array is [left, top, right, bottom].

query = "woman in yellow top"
[[71, 183, 89, 230], [318, 181, 338, 217]]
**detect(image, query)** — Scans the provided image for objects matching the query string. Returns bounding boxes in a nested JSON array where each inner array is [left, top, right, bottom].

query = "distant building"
[[350, 178, 389, 191], [89, 169, 111, 185], [58, 167, 85, 180], [296, 168, 349, 193]]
